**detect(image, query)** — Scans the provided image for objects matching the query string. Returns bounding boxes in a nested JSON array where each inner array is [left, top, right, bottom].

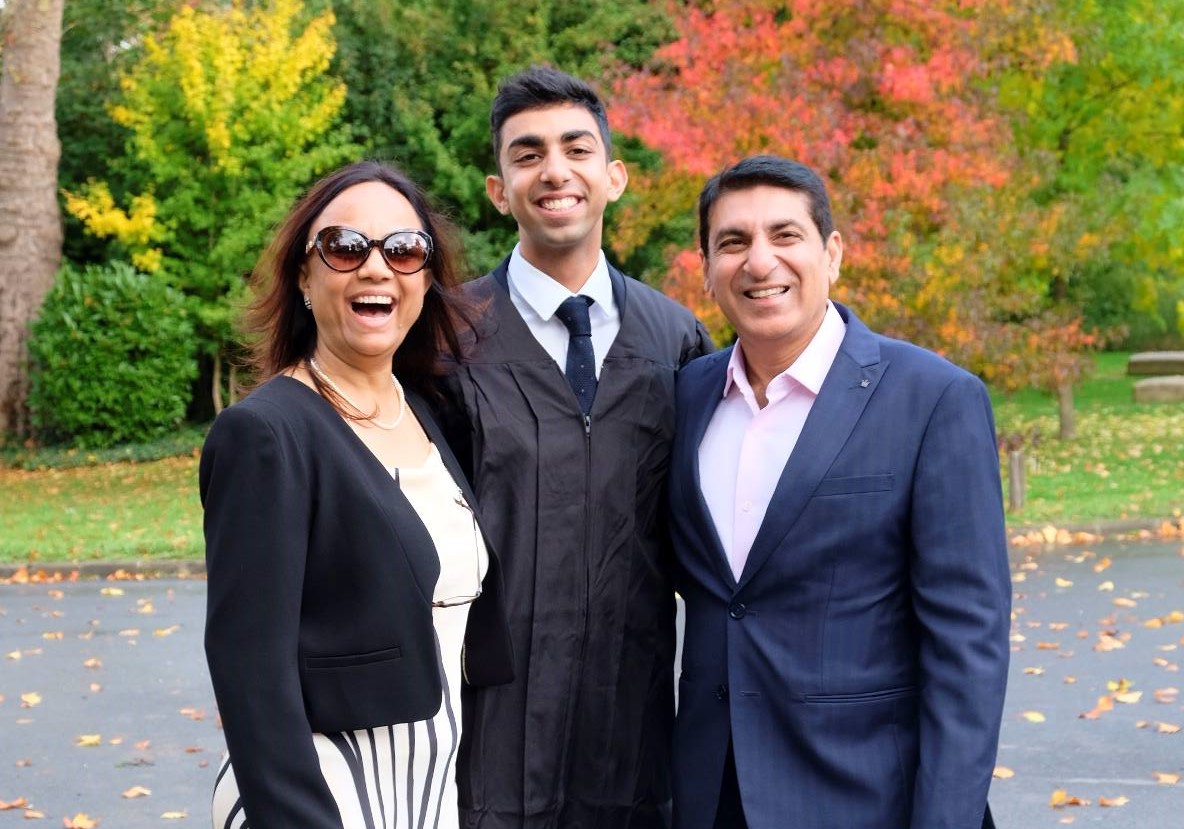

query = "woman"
[[201, 160, 512, 829]]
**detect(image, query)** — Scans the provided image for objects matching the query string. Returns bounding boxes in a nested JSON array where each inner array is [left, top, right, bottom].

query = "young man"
[[441, 67, 713, 828], [668, 156, 1010, 829]]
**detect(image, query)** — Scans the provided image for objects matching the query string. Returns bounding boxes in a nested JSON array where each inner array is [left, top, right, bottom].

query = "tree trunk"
[[0, 0, 66, 440], [1056, 382, 1076, 441]]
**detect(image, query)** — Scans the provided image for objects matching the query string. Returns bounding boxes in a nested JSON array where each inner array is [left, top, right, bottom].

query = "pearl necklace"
[[308, 357, 406, 430]]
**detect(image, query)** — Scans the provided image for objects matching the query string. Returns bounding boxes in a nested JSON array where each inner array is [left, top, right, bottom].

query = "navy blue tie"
[[555, 295, 597, 415]]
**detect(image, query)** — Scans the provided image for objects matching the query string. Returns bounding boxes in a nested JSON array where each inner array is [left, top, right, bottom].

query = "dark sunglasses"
[[305, 226, 433, 275]]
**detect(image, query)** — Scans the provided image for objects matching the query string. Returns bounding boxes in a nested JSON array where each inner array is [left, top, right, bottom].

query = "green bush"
[[28, 261, 199, 448]]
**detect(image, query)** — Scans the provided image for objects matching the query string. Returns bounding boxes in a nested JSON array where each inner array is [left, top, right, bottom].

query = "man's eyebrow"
[[712, 218, 806, 242], [560, 129, 598, 145], [506, 134, 545, 152]]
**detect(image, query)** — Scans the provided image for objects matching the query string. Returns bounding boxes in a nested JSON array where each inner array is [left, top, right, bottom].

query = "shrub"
[[28, 261, 199, 448]]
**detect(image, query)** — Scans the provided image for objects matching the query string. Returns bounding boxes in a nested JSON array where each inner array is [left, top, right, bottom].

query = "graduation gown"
[[440, 258, 713, 828]]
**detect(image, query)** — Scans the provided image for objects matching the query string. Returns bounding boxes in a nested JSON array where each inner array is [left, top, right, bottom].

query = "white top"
[[505, 243, 621, 379], [698, 302, 846, 581]]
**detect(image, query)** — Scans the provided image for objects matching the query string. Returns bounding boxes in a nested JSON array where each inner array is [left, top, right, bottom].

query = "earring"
[[303, 293, 312, 310]]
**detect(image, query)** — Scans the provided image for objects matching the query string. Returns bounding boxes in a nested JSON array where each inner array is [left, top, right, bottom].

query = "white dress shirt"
[[505, 243, 620, 378], [698, 302, 847, 581]]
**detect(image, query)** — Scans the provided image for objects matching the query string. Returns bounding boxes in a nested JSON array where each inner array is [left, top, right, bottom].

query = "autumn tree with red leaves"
[[609, 0, 1111, 438]]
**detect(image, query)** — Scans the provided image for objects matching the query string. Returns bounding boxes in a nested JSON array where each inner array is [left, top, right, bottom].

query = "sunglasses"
[[306, 226, 433, 275]]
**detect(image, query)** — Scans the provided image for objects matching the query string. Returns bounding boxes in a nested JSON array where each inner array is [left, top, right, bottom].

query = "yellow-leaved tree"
[[63, 0, 356, 411]]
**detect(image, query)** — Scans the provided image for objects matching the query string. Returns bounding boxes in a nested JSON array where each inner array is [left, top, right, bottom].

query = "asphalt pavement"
[[1, 538, 1181, 828]]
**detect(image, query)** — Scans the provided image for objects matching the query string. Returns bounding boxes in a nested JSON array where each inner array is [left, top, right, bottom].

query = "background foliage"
[[27, 261, 199, 448], [20, 0, 1184, 450]]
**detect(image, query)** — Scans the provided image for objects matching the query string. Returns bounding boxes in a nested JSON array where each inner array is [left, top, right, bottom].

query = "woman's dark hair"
[[244, 160, 475, 403]]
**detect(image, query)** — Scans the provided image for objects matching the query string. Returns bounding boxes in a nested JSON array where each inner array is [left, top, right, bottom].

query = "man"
[[441, 66, 713, 828], [669, 155, 1010, 829]]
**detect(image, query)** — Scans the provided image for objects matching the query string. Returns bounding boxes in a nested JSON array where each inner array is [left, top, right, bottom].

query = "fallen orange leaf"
[[121, 787, 150, 799], [1080, 696, 1114, 720], [0, 798, 29, 811], [1154, 772, 1180, 785], [1098, 796, 1129, 807], [1037, 642, 1061, 650], [1155, 721, 1181, 734], [1049, 789, 1089, 807], [1098, 580, 1115, 591], [63, 814, 97, 829], [1093, 557, 1111, 573], [1024, 667, 1045, 675], [1154, 687, 1180, 703], [993, 766, 1015, 779], [82, 659, 101, 670], [24, 808, 46, 819], [19, 692, 41, 708], [1055, 578, 1074, 588], [1113, 597, 1138, 608]]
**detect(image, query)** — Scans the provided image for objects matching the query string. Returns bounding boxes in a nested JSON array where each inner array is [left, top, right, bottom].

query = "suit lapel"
[[679, 349, 738, 588], [736, 304, 885, 589]]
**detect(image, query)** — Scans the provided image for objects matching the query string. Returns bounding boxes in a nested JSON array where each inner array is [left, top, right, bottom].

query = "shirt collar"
[[508, 243, 616, 321], [722, 301, 847, 402]]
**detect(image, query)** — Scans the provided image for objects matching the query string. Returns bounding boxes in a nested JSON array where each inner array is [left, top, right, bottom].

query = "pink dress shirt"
[[698, 302, 847, 581]]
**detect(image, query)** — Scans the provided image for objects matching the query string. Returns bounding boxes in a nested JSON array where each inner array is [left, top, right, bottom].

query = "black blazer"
[[201, 375, 513, 829]]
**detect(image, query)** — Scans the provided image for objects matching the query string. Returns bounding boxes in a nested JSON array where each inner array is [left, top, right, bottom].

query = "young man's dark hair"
[[489, 65, 613, 162], [697, 154, 835, 254]]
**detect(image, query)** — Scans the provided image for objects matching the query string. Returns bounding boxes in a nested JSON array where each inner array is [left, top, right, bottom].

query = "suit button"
[[716, 684, 729, 701], [729, 602, 747, 619]]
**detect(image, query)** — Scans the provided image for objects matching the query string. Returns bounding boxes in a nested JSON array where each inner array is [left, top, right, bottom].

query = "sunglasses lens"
[[382, 232, 430, 274], [321, 228, 369, 271]]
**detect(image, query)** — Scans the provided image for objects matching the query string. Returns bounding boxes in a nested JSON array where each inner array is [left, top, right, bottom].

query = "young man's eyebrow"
[[505, 134, 546, 152], [560, 129, 598, 145]]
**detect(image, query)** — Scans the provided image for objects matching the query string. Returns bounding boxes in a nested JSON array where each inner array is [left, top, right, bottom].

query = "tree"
[[0, 0, 65, 440], [611, 0, 1013, 345], [62, 0, 356, 413], [992, 0, 1184, 350], [325, 0, 676, 274]]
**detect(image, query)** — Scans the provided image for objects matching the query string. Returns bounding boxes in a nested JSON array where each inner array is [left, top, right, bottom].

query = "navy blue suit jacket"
[[669, 303, 1010, 829]]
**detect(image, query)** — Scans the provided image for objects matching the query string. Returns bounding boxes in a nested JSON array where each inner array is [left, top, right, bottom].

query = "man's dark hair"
[[490, 65, 612, 163], [698, 155, 835, 254]]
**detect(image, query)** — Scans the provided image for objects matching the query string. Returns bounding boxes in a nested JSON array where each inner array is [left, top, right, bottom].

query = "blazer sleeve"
[[907, 373, 1011, 829], [201, 404, 343, 829]]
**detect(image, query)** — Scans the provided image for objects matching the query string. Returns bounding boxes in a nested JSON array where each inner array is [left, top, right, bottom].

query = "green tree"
[[994, 0, 1184, 348], [325, 0, 675, 274], [63, 0, 357, 412]]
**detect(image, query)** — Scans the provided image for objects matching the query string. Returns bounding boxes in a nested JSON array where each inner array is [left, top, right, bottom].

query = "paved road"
[[1, 539, 1181, 827]]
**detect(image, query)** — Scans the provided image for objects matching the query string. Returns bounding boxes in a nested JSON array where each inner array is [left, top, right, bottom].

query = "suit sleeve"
[[908, 373, 1011, 829], [200, 404, 343, 829]]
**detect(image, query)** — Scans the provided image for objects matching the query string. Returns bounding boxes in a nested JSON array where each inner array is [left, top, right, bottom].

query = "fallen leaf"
[[41, 632, 63, 641], [19, 692, 41, 708], [160, 811, 187, 820], [1095, 633, 1125, 652], [1049, 789, 1089, 807], [183, 746, 204, 753], [1022, 710, 1046, 723], [63, 814, 97, 829], [178, 708, 205, 721], [1097, 580, 1114, 592], [99, 587, 124, 596], [118, 629, 139, 637], [1093, 557, 1111, 573], [1037, 642, 1061, 650], [1114, 691, 1143, 704], [1024, 667, 1045, 675], [121, 787, 150, 799], [993, 766, 1015, 779], [82, 659, 101, 670], [1098, 796, 1129, 807], [1155, 721, 1181, 734], [134, 740, 151, 750], [6, 650, 21, 660], [0, 798, 29, 811], [1055, 578, 1074, 588], [1064, 675, 1077, 684], [1113, 597, 1138, 608], [24, 808, 45, 818], [1154, 687, 1180, 703], [1154, 772, 1180, 785], [1048, 622, 1069, 631], [153, 625, 180, 638], [1080, 696, 1114, 719], [75, 735, 101, 747]]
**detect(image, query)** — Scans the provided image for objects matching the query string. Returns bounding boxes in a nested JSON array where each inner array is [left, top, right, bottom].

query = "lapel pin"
[[860, 378, 870, 388]]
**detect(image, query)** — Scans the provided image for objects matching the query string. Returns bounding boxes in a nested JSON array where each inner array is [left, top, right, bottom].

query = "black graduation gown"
[[440, 259, 713, 829]]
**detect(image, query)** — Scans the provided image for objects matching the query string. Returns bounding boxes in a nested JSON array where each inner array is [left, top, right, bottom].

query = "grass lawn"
[[0, 351, 1180, 565], [992, 352, 1184, 527], [0, 454, 202, 563]]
